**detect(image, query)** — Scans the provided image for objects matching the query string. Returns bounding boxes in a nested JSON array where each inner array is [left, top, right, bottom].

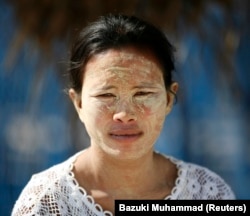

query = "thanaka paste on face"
[[82, 50, 167, 116], [79, 48, 171, 159]]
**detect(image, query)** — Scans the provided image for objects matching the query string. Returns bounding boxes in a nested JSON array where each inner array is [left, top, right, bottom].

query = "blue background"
[[1, 1, 249, 215]]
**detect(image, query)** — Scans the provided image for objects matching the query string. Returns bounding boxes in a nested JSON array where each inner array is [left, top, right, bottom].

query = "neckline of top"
[[65, 150, 187, 215]]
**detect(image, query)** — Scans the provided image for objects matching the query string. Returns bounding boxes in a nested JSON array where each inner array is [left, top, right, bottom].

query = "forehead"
[[83, 47, 164, 83]]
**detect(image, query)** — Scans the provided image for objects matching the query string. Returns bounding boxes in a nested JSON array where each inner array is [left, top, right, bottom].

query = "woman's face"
[[70, 47, 177, 160]]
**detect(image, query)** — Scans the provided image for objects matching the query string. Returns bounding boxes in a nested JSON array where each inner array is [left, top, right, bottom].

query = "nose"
[[113, 111, 137, 123], [113, 100, 137, 123]]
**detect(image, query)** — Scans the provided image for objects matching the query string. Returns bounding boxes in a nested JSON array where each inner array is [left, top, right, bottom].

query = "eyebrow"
[[133, 83, 162, 89], [97, 85, 117, 91], [96, 83, 161, 91]]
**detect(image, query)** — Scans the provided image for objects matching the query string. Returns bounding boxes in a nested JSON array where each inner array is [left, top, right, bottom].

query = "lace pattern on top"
[[12, 152, 235, 216], [67, 162, 113, 216], [164, 156, 234, 200]]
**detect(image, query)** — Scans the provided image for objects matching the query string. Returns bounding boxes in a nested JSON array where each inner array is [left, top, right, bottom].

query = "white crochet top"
[[12, 151, 235, 216]]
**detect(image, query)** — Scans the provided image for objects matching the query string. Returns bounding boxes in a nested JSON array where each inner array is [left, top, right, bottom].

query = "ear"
[[69, 88, 82, 115], [166, 82, 178, 115]]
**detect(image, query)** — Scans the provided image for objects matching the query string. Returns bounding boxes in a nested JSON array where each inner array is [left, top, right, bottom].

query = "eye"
[[97, 93, 116, 98], [134, 91, 153, 96]]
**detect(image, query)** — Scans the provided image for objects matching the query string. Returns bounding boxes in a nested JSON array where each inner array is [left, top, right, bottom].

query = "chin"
[[103, 145, 152, 161]]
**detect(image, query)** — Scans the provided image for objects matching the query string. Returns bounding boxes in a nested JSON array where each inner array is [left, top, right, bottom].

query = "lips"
[[109, 127, 143, 141], [110, 132, 142, 137]]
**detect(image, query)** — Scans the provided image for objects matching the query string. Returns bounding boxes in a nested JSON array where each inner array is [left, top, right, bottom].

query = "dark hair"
[[68, 14, 175, 93]]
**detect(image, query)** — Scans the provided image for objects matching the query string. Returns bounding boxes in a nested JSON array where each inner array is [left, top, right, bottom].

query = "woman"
[[12, 14, 235, 216]]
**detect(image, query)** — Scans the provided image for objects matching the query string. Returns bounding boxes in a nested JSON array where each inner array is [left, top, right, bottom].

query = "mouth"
[[109, 130, 143, 141]]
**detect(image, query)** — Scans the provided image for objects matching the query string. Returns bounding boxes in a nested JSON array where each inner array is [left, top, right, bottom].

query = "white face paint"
[[77, 47, 173, 160]]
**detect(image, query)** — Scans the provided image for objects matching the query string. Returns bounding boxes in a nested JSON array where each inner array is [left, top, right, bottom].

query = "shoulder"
[[162, 155, 235, 200], [11, 153, 79, 215], [26, 153, 76, 189]]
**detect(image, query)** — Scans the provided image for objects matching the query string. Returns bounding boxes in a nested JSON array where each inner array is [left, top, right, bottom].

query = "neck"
[[76, 146, 160, 198]]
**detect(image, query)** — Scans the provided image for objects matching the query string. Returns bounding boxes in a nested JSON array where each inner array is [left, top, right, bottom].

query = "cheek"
[[81, 99, 108, 124], [136, 97, 166, 131], [136, 95, 166, 116], [154, 115, 165, 132]]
